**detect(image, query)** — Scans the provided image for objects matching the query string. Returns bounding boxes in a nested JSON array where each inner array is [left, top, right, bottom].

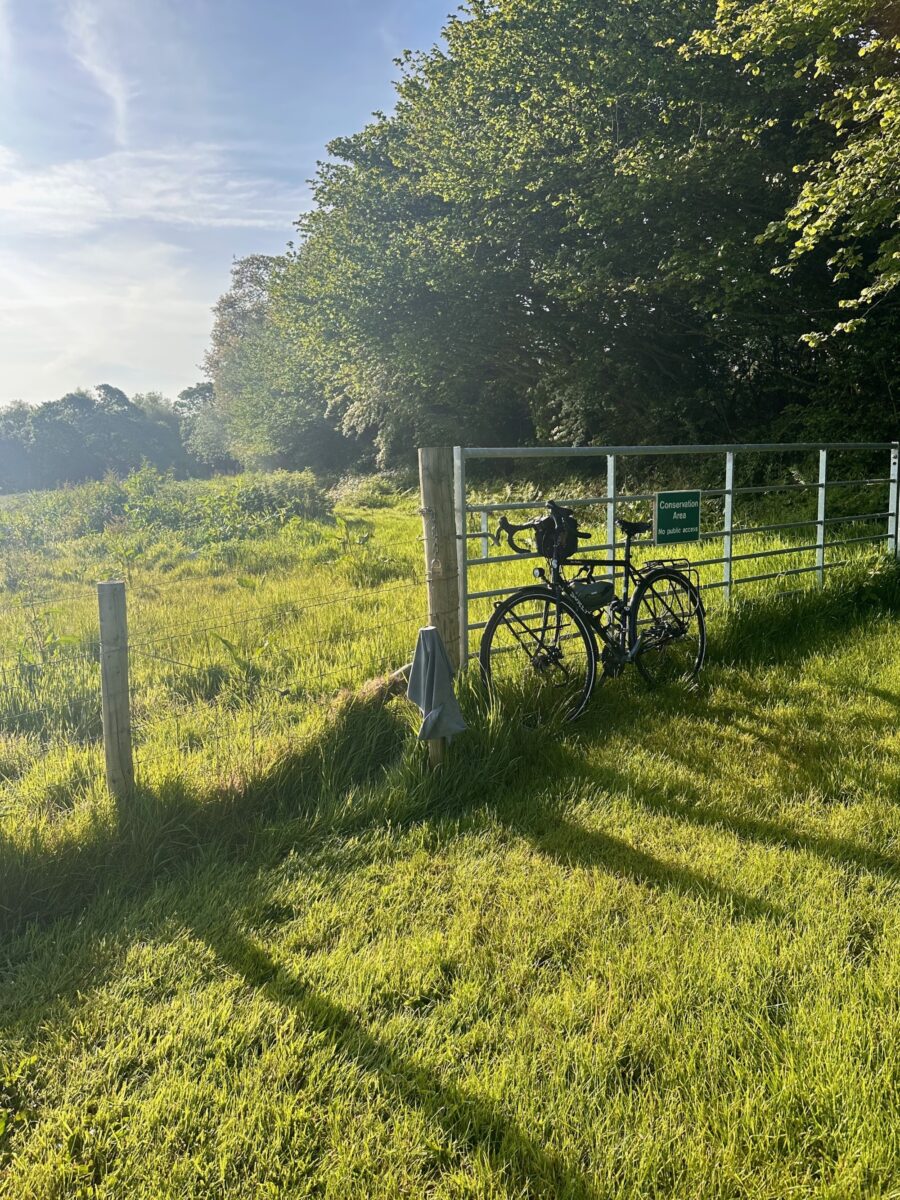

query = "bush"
[[0, 468, 333, 552], [330, 473, 415, 509]]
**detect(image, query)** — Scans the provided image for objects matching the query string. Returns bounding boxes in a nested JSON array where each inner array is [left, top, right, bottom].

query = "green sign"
[[654, 490, 701, 545]]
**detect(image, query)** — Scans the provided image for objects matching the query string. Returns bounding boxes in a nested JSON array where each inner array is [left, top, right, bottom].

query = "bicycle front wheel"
[[479, 587, 598, 724], [628, 568, 706, 687]]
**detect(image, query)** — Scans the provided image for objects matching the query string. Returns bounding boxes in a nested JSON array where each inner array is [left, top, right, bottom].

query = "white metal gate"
[[453, 441, 900, 662]]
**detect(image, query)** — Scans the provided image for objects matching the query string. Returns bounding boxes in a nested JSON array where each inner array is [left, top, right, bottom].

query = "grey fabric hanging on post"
[[407, 626, 467, 741]]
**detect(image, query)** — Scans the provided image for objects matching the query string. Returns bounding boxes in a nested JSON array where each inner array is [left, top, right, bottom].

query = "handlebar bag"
[[534, 507, 582, 562]]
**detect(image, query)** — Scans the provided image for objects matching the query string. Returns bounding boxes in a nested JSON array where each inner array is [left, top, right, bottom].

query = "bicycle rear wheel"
[[479, 586, 598, 723], [628, 568, 706, 687]]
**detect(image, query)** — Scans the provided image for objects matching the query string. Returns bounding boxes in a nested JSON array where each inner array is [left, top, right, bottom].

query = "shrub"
[[330, 473, 415, 509], [0, 469, 333, 551]]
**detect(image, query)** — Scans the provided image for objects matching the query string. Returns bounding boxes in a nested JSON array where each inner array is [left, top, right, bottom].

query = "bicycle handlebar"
[[495, 514, 534, 555], [493, 500, 591, 557]]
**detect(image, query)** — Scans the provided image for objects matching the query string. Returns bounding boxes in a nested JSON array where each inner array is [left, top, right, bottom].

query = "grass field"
[[2, 469, 900, 1197]]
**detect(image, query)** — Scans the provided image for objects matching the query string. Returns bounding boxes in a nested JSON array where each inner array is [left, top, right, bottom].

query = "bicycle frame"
[[493, 500, 704, 662], [544, 535, 643, 609], [524, 542, 647, 671]]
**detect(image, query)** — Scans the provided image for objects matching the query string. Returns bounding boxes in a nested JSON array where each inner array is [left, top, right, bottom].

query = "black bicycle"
[[479, 499, 707, 722]]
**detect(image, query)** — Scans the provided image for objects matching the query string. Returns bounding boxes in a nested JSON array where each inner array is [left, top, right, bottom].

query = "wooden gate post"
[[418, 447, 462, 672], [418, 447, 462, 768], [98, 581, 135, 801]]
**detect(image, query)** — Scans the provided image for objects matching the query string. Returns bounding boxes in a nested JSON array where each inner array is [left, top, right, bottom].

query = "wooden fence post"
[[418, 447, 461, 671], [418, 447, 461, 767], [98, 581, 134, 800]]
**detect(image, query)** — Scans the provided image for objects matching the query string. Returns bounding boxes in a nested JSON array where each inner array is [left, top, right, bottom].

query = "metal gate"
[[453, 441, 900, 663]]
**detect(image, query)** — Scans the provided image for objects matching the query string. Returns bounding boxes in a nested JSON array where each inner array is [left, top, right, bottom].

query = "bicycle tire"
[[479, 586, 598, 723], [628, 568, 706, 687]]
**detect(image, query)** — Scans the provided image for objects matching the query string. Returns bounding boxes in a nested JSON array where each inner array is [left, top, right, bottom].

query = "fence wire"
[[3, 442, 897, 818], [0, 648, 102, 827], [127, 605, 422, 791], [0, 565, 425, 823]]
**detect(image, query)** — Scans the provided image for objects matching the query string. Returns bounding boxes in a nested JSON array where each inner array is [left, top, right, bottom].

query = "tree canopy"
[[0, 386, 204, 494], [698, 0, 900, 339], [201, 0, 900, 466]]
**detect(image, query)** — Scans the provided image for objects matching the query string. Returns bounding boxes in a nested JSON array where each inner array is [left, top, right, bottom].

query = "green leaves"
[[209, 0, 900, 463], [703, 0, 900, 336]]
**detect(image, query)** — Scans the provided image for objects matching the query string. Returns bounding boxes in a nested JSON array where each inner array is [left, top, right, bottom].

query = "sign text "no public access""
[[654, 490, 701, 545]]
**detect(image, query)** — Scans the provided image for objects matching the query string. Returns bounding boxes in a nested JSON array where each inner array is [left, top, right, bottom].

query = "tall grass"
[[1, 471, 899, 1197]]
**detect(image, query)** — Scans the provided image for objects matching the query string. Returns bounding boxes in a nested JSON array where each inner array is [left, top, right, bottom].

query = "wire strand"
[[128, 581, 424, 647]]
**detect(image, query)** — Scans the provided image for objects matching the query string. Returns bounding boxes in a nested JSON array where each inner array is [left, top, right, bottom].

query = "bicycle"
[[479, 499, 707, 723]]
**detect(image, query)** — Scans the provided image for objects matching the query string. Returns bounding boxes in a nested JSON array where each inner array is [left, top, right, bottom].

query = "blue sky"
[[0, 0, 454, 404]]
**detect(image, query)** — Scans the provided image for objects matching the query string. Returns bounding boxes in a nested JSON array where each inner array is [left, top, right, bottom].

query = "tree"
[[0, 386, 201, 494], [697, 0, 900, 341], [224, 0, 899, 463], [205, 257, 358, 472], [273, 0, 833, 453], [174, 383, 235, 471]]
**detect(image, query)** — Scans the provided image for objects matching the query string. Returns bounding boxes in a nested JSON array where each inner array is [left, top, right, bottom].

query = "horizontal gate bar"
[[693, 513, 889, 543], [463, 443, 896, 459], [467, 557, 858, 627], [466, 520, 887, 568], [466, 495, 637, 514], [826, 510, 890, 525], [464, 480, 889, 516], [826, 477, 891, 488], [466, 541, 617, 568], [465, 535, 883, 604], [688, 543, 819, 569], [707, 561, 848, 589]]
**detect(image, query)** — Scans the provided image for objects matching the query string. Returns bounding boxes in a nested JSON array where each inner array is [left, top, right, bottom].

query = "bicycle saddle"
[[617, 517, 652, 537]]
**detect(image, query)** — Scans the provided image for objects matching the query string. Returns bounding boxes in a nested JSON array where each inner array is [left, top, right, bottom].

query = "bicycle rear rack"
[[641, 558, 702, 593]]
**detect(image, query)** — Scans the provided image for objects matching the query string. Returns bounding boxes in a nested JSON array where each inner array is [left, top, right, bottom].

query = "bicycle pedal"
[[601, 644, 626, 677]]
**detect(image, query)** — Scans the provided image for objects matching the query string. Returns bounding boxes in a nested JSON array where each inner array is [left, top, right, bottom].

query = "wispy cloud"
[[65, 0, 131, 147], [0, 143, 307, 236], [0, 0, 449, 404], [0, 136, 307, 402]]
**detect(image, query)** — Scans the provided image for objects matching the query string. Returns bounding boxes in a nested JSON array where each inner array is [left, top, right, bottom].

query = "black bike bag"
[[534, 506, 585, 562], [570, 578, 614, 611]]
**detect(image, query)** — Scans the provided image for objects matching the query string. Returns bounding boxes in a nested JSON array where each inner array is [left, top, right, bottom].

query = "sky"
[[0, 0, 454, 405]]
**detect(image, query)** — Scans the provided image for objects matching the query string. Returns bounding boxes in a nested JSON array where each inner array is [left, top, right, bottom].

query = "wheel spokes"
[[484, 595, 593, 722], [632, 575, 703, 685]]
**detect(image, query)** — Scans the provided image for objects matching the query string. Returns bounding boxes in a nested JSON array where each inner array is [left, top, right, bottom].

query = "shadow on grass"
[[1, 569, 897, 960], [0, 696, 408, 937], [552, 748, 900, 886], [2, 572, 899, 1187], [192, 918, 597, 1199], [10, 573, 859, 941], [528, 646, 900, 895], [513, 808, 779, 921], [711, 557, 900, 668]]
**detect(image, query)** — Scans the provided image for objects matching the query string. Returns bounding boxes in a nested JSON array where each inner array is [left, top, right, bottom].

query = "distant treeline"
[[10, 0, 898, 492], [0, 384, 234, 494], [199, 0, 899, 468]]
